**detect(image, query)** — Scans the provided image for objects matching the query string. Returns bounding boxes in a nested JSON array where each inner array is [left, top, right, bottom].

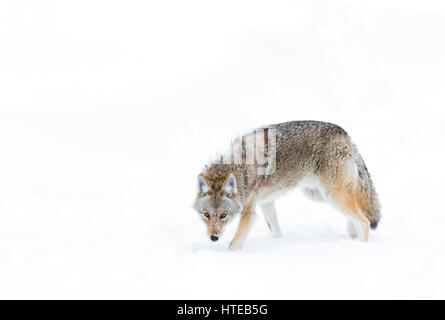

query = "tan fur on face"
[[206, 209, 229, 236], [198, 171, 243, 207], [203, 171, 237, 197]]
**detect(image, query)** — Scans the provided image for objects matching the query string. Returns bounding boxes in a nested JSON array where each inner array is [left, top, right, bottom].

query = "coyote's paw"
[[347, 221, 358, 239], [228, 242, 243, 251], [271, 229, 282, 238]]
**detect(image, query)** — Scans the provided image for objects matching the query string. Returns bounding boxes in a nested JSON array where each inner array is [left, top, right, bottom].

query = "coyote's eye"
[[220, 213, 227, 219], [203, 211, 210, 219]]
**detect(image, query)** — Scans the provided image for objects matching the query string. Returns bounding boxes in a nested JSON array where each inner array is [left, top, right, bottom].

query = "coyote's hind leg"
[[327, 182, 370, 242], [260, 201, 282, 238], [347, 220, 358, 239]]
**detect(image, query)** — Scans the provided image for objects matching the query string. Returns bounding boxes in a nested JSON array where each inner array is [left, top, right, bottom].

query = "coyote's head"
[[193, 173, 242, 242]]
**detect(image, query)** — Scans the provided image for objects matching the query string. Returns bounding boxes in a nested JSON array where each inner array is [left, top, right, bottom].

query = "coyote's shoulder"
[[194, 121, 380, 250]]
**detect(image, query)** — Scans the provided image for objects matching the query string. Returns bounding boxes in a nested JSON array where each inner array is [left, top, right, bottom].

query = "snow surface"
[[1, 0, 445, 299]]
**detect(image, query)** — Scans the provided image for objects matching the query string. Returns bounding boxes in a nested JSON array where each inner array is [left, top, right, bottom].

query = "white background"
[[1, 0, 444, 299]]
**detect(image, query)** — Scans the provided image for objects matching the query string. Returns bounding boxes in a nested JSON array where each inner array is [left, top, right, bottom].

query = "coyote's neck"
[[202, 160, 264, 203]]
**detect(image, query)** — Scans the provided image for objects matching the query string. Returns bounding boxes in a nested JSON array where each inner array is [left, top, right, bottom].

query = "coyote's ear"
[[198, 174, 211, 194], [223, 173, 237, 196]]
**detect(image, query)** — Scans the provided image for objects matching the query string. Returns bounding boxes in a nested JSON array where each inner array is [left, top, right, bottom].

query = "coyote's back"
[[261, 121, 380, 228]]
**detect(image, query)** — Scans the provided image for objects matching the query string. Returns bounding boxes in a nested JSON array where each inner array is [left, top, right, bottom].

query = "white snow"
[[1, 0, 445, 299]]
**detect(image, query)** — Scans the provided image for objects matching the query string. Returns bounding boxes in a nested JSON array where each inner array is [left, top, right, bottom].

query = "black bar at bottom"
[[0, 300, 437, 318]]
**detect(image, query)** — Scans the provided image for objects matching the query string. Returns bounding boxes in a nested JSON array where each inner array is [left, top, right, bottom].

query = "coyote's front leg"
[[229, 198, 256, 251]]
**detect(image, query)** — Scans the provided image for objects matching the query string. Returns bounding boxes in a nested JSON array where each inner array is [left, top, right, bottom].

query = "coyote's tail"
[[355, 154, 381, 229]]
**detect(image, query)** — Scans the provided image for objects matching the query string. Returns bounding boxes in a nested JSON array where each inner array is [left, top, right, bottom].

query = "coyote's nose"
[[210, 235, 219, 242]]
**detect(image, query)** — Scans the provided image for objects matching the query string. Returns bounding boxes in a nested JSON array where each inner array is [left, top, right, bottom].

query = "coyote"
[[193, 121, 380, 250]]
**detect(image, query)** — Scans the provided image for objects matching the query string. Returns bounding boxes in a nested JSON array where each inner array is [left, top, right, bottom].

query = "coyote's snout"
[[193, 121, 381, 250]]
